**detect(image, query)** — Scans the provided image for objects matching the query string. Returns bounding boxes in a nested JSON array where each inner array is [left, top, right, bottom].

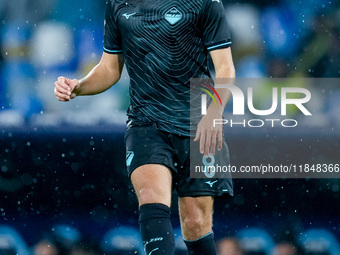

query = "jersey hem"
[[127, 160, 176, 178], [177, 190, 234, 198]]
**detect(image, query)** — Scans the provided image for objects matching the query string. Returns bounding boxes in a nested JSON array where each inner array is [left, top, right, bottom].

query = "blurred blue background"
[[0, 0, 339, 124], [0, 0, 340, 255]]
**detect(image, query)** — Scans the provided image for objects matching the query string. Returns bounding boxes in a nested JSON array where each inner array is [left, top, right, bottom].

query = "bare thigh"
[[131, 164, 173, 207]]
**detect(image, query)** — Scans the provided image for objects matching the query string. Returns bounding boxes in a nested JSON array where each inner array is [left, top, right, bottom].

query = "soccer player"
[[54, 0, 235, 254]]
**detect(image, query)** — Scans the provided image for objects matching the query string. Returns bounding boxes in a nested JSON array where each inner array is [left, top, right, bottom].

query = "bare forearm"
[[75, 63, 120, 96], [208, 65, 235, 115], [54, 53, 124, 102]]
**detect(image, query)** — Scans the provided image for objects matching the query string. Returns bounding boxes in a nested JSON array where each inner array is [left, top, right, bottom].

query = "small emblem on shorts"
[[126, 151, 134, 167], [164, 7, 182, 25], [205, 180, 218, 187], [202, 154, 216, 178]]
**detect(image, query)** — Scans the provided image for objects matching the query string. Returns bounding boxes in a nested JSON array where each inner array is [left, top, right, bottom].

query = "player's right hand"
[[54, 76, 79, 102]]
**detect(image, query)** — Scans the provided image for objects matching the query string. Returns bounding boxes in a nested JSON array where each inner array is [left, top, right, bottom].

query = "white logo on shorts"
[[126, 151, 134, 166], [205, 180, 218, 187], [202, 154, 216, 178]]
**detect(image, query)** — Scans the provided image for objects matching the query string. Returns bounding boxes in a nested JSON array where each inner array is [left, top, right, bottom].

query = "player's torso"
[[111, 0, 206, 60], [109, 0, 211, 135]]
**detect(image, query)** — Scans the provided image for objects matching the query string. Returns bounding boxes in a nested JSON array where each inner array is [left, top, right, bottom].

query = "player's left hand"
[[194, 110, 223, 158]]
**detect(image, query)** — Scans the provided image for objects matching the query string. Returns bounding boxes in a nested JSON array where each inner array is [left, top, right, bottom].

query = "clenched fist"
[[54, 77, 79, 101]]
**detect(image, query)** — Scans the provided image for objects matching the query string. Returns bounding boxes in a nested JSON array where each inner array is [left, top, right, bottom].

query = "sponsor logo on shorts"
[[202, 154, 216, 178], [126, 151, 134, 167], [205, 180, 218, 187]]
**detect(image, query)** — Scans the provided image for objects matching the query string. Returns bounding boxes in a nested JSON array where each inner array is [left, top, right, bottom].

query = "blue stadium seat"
[[260, 6, 300, 58], [2, 61, 43, 117], [236, 55, 266, 78], [53, 224, 81, 244], [326, 90, 340, 124], [75, 25, 103, 70], [0, 67, 5, 110], [0, 225, 29, 255], [298, 228, 340, 255], [0, 23, 41, 115], [236, 227, 275, 255], [30, 21, 78, 73], [101, 226, 144, 254]]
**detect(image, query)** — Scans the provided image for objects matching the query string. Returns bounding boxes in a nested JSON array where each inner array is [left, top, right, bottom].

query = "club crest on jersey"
[[164, 7, 182, 25]]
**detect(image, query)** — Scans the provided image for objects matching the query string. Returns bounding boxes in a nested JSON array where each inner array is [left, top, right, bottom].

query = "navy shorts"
[[124, 124, 233, 198]]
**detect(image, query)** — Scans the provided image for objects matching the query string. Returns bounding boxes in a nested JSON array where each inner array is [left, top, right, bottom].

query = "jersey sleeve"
[[200, 0, 232, 52], [103, 0, 123, 54]]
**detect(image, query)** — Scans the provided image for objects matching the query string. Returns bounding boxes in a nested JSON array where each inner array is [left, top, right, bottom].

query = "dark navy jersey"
[[104, 0, 231, 136]]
